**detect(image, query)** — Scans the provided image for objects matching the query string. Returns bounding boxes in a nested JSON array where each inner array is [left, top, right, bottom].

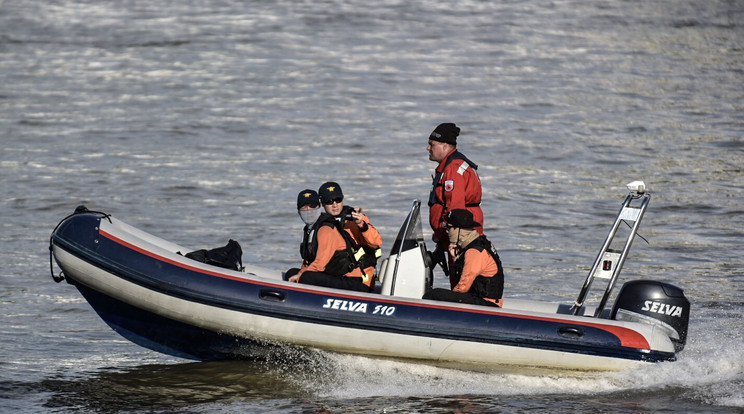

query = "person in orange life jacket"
[[288, 181, 382, 292], [427, 122, 484, 287], [284, 189, 322, 281], [422, 209, 504, 307]]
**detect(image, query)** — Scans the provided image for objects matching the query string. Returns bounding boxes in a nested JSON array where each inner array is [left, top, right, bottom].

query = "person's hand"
[[448, 243, 459, 259], [288, 273, 301, 283], [351, 207, 365, 227]]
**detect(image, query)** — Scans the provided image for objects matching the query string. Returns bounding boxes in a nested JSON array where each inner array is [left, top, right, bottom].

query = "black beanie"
[[429, 123, 460, 145]]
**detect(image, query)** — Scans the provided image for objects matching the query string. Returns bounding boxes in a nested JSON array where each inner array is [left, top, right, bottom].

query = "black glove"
[[430, 244, 449, 276]]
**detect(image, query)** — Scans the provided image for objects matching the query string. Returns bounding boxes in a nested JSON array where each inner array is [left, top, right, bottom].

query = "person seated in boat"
[[422, 209, 504, 307], [284, 189, 322, 281], [288, 181, 383, 292]]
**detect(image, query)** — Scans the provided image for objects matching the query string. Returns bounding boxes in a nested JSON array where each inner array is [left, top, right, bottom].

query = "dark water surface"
[[2, 0, 743, 412]]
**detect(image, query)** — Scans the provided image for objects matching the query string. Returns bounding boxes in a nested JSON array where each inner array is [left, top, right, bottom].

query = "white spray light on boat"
[[626, 180, 646, 194]]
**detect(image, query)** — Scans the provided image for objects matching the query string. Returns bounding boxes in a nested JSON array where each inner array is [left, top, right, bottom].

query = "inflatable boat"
[[49, 181, 690, 371]]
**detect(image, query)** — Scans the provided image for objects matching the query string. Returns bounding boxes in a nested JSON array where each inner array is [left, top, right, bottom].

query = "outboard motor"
[[611, 280, 690, 352]]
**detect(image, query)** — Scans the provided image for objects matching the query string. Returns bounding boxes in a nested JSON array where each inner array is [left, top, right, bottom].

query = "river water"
[[1, 0, 743, 412]]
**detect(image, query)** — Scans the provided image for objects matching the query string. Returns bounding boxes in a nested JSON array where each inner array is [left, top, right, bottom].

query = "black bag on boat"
[[184, 239, 243, 271]]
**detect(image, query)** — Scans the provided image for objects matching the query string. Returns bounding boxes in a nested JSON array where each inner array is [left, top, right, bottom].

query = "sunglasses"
[[323, 197, 344, 206]]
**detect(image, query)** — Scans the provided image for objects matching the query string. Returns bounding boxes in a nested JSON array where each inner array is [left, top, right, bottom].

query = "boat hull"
[[51, 211, 678, 371]]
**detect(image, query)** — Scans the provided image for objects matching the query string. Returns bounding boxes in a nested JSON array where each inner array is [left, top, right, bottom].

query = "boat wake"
[[35, 332, 742, 412], [303, 330, 743, 408]]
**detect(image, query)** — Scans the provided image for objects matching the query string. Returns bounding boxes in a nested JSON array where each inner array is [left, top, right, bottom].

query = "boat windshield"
[[389, 200, 425, 256]]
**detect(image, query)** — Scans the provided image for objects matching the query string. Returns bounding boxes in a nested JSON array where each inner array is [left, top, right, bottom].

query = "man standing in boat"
[[427, 122, 484, 286], [423, 209, 503, 307], [288, 182, 382, 292]]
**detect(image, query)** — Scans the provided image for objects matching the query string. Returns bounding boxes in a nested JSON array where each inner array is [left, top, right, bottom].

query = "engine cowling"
[[611, 280, 690, 352]]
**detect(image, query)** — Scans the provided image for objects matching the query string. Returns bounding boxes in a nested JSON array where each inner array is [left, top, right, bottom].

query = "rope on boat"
[[49, 205, 112, 283]]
